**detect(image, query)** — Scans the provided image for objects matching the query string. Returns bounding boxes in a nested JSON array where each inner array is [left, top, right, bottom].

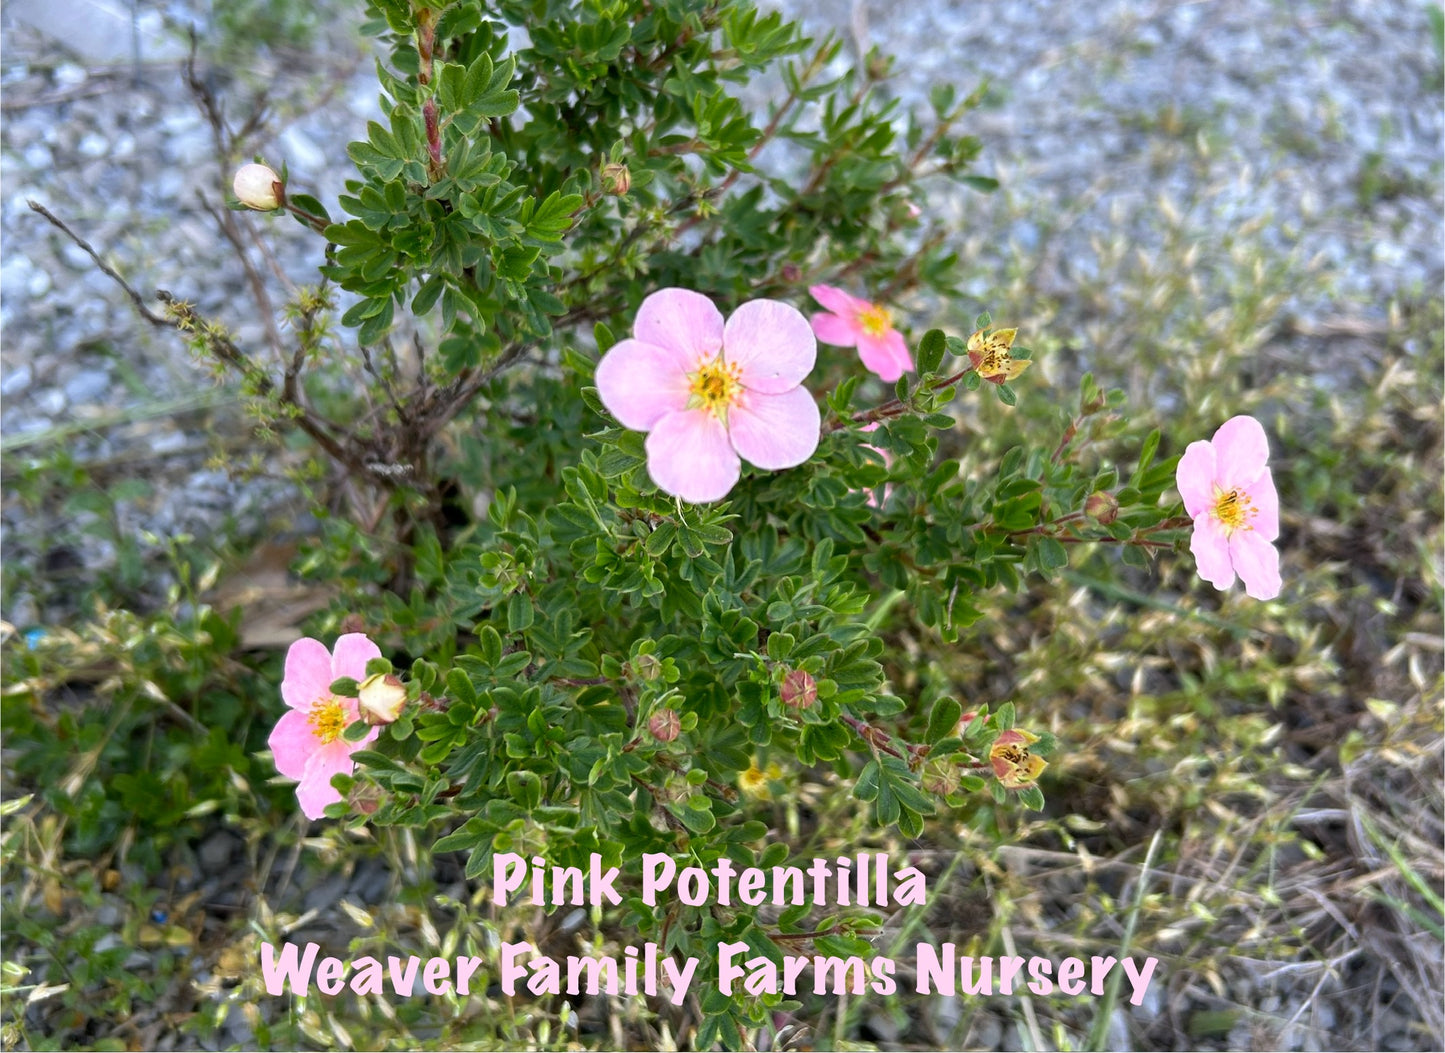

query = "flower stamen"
[[857, 304, 892, 339], [307, 699, 347, 744], [688, 354, 744, 419], [1211, 485, 1256, 534]]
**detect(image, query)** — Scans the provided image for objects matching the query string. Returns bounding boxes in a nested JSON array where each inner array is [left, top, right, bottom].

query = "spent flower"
[[595, 288, 820, 503], [1175, 414, 1282, 600], [966, 325, 1029, 384], [989, 729, 1047, 789], [268, 633, 381, 819], [808, 285, 914, 383]]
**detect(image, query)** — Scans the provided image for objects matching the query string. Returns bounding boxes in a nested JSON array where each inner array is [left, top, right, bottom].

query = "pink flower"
[[1176, 415, 1282, 600], [595, 288, 820, 503], [808, 285, 913, 383], [268, 634, 382, 819]]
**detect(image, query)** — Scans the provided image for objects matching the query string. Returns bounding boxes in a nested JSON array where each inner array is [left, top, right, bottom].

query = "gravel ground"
[[2, 1, 1440, 1049]]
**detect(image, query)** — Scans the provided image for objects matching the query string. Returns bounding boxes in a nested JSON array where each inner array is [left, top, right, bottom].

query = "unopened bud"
[[358, 673, 407, 725], [648, 709, 681, 742], [632, 653, 662, 681], [1084, 491, 1119, 525], [233, 162, 283, 211], [781, 668, 817, 710], [601, 161, 631, 196]]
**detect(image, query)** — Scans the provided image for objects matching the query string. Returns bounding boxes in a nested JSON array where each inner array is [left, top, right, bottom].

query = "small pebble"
[[52, 63, 86, 89]]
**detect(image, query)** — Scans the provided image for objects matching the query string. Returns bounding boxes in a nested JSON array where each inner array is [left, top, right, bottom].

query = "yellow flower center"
[[857, 303, 892, 339], [979, 344, 1011, 375], [1211, 485, 1256, 534], [688, 355, 744, 419], [307, 698, 348, 744]]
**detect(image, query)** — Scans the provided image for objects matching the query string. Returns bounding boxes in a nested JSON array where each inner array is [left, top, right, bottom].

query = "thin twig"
[[28, 201, 167, 325]]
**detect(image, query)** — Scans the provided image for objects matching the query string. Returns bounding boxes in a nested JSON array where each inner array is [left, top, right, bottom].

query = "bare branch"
[[27, 201, 168, 326]]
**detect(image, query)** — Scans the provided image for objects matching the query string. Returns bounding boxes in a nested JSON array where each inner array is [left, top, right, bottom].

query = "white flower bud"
[[233, 163, 283, 211], [358, 673, 407, 725]]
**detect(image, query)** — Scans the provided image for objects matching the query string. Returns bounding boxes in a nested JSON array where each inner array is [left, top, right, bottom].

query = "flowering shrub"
[[33, 0, 1290, 1045]]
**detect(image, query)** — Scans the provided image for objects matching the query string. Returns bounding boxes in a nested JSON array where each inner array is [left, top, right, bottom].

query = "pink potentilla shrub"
[[808, 285, 913, 383], [1175, 414, 1282, 601], [595, 288, 820, 503], [268, 633, 382, 819]]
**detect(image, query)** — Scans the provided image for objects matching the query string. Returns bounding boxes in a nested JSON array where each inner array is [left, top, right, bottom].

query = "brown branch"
[[28, 201, 166, 325]]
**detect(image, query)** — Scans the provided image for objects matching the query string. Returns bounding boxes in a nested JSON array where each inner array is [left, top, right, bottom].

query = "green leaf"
[[916, 328, 946, 375], [594, 322, 617, 353], [1131, 429, 1162, 489], [925, 698, 962, 744], [506, 592, 534, 633], [1038, 536, 1068, 570], [478, 625, 504, 667], [527, 190, 584, 241]]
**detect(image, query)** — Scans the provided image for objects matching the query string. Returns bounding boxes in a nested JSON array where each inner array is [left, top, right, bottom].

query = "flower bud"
[[648, 709, 681, 743], [632, 652, 662, 681], [780, 668, 817, 710], [601, 161, 631, 196], [1084, 491, 1120, 525], [233, 162, 283, 211], [358, 673, 407, 725]]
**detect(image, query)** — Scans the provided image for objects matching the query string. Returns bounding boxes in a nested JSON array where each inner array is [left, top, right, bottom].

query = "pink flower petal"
[[1189, 517, 1236, 591], [727, 386, 821, 470], [856, 333, 907, 383], [595, 338, 693, 430], [1212, 415, 1269, 489], [811, 311, 861, 348], [281, 637, 335, 710], [633, 288, 724, 364], [296, 769, 345, 820], [296, 739, 361, 819], [1230, 529, 1282, 600], [645, 409, 740, 502], [332, 633, 383, 682], [723, 300, 817, 393], [879, 329, 914, 376], [1175, 440, 1218, 519], [809, 284, 865, 317], [268, 709, 317, 780], [1248, 467, 1280, 541]]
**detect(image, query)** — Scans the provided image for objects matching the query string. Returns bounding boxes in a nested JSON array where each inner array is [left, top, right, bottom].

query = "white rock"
[[1, 365, 34, 397], [77, 132, 109, 159], [53, 63, 87, 89], [64, 369, 111, 405]]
